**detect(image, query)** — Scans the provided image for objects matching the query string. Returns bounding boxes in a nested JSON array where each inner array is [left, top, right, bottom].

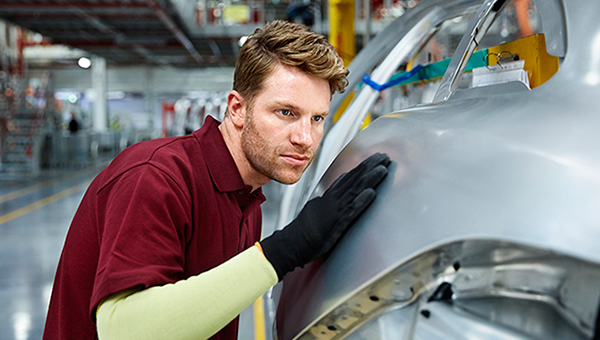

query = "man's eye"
[[313, 116, 323, 122], [278, 109, 291, 116]]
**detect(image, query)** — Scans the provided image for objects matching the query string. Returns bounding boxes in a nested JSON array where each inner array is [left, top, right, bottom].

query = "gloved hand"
[[261, 153, 391, 281]]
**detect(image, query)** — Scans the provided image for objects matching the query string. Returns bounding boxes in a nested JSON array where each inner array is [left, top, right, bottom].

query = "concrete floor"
[[0, 162, 282, 340]]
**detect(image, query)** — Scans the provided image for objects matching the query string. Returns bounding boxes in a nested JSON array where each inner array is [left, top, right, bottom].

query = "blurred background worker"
[[67, 112, 79, 134]]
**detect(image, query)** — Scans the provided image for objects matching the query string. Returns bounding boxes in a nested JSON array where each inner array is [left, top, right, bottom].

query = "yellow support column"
[[328, 0, 355, 66], [330, 0, 356, 123]]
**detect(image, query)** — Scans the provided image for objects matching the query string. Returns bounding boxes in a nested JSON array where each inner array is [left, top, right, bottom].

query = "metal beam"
[[6, 13, 159, 21], [145, 0, 204, 64], [0, 2, 150, 11], [15, 21, 167, 31], [45, 0, 125, 40], [37, 28, 173, 37], [52, 40, 182, 48]]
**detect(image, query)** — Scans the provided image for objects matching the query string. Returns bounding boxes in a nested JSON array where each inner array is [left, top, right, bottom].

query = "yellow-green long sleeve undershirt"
[[96, 245, 278, 340]]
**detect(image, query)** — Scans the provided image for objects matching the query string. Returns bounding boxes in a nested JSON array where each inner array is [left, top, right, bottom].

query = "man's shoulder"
[[117, 135, 197, 167], [96, 135, 204, 193]]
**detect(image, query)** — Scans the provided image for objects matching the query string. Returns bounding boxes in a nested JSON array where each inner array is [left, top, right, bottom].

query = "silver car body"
[[274, 0, 600, 339]]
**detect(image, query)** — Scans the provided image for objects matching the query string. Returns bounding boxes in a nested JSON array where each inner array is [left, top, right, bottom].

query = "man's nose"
[[290, 118, 313, 147]]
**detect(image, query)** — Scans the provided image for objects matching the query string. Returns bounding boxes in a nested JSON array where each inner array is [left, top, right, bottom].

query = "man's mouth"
[[281, 154, 311, 166]]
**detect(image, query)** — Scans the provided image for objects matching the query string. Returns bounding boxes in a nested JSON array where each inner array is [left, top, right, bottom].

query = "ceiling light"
[[78, 57, 91, 69]]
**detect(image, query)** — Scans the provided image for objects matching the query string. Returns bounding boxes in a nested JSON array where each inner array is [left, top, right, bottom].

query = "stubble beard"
[[241, 111, 312, 185]]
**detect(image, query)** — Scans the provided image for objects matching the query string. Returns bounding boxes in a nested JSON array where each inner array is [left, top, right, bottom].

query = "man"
[[68, 112, 79, 134], [44, 20, 390, 340]]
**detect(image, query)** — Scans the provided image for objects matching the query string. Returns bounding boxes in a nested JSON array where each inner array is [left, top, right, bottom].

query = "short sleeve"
[[90, 164, 192, 315]]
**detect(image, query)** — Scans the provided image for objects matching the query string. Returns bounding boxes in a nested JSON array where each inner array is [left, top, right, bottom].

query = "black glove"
[[261, 153, 391, 281]]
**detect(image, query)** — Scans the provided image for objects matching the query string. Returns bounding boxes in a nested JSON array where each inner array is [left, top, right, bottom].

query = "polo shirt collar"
[[194, 116, 266, 204]]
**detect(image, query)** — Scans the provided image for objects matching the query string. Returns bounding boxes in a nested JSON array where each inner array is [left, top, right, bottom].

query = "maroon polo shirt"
[[44, 116, 265, 340]]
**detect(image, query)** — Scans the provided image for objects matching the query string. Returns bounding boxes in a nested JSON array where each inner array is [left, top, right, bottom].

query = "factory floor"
[[0, 161, 281, 340]]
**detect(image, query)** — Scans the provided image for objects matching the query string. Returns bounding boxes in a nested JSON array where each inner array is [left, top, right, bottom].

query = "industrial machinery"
[[274, 0, 600, 339]]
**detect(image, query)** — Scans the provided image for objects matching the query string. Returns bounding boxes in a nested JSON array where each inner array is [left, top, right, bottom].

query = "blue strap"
[[362, 65, 424, 92]]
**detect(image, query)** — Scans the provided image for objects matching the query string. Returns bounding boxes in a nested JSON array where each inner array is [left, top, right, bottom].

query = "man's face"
[[241, 64, 331, 185]]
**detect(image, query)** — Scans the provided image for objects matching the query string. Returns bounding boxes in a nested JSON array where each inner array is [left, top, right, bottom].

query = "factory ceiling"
[[0, 0, 276, 67]]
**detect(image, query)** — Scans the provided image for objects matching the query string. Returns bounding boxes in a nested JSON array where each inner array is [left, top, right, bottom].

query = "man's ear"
[[227, 90, 246, 128]]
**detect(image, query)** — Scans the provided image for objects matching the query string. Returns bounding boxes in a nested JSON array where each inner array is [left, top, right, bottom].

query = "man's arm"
[[97, 245, 277, 340]]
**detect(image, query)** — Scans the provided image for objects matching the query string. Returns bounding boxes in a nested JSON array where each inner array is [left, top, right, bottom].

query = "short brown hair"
[[233, 20, 348, 108]]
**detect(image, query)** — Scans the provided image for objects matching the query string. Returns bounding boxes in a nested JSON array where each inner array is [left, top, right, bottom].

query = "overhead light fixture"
[[78, 57, 91, 69]]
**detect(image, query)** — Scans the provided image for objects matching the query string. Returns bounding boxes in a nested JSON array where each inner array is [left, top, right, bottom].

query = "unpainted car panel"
[[275, 0, 600, 339]]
